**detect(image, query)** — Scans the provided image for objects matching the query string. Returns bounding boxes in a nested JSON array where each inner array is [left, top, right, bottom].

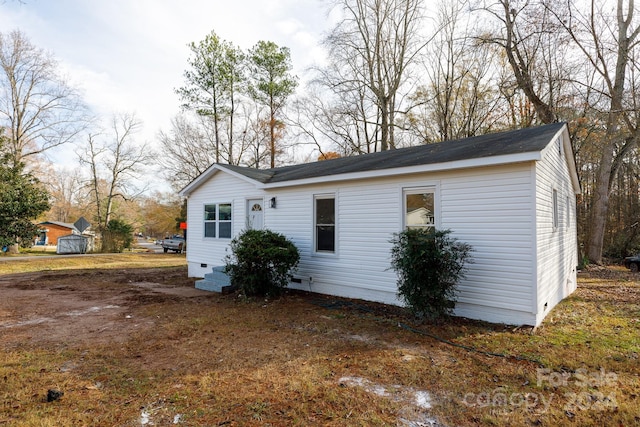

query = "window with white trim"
[[314, 195, 335, 252], [566, 196, 570, 231], [404, 188, 436, 230], [552, 189, 559, 230], [204, 203, 232, 238]]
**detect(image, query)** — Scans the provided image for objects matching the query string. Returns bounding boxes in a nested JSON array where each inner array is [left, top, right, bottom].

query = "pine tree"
[[0, 132, 50, 248]]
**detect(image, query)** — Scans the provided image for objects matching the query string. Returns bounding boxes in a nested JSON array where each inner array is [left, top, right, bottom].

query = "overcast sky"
[[0, 0, 331, 177]]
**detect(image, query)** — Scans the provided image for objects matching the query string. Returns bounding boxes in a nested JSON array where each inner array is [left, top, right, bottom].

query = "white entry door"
[[247, 199, 264, 229]]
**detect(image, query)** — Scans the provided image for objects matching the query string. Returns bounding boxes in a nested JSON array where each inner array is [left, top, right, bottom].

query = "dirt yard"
[[1, 261, 638, 426], [0, 268, 205, 348], [1, 265, 447, 426]]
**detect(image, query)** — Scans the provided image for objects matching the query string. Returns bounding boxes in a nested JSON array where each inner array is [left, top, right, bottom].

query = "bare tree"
[[475, 0, 566, 124], [476, 0, 640, 262], [242, 101, 278, 169], [158, 113, 220, 191], [0, 30, 88, 167], [548, 0, 640, 263], [323, 0, 429, 151], [78, 113, 153, 230], [43, 166, 85, 223], [410, 0, 503, 142], [138, 192, 183, 239], [307, 60, 382, 154]]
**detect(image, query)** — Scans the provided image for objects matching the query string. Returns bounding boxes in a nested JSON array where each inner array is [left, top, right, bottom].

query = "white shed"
[[180, 123, 580, 326], [56, 234, 89, 254]]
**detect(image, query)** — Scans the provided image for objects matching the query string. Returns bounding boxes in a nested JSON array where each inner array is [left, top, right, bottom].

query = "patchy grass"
[[0, 260, 639, 426], [0, 253, 185, 275]]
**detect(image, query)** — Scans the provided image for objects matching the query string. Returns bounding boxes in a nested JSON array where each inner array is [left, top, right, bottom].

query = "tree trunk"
[[501, 0, 555, 125], [270, 93, 276, 168], [213, 93, 220, 164], [586, 142, 615, 263], [229, 82, 235, 164], [585, 0, 637, 263], [379, 97, 389, 151]]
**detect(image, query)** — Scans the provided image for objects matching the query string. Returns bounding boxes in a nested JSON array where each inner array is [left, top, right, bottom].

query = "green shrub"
[[225, 229, 300, 297], [101, 219, 134, 253], [390, 228, 472, 320]]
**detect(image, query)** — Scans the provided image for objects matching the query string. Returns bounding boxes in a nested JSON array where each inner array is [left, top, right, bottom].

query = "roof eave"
[[261, 151, 543, 189], [179, 164, 219, 197], [179, 164, 263, 197], [560, 126, 582, 195]]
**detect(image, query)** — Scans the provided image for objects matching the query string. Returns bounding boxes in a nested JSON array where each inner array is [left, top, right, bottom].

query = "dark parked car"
[[624, 254, 640, 272]]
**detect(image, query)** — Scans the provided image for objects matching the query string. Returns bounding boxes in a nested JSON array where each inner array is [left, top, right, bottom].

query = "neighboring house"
[[180, 123, 580, 326], [406, 207, 434, 227], [36, 221, 80, 246]]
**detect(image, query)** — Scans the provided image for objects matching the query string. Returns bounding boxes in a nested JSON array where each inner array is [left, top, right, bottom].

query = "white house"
[[180, 123, 580, 326]]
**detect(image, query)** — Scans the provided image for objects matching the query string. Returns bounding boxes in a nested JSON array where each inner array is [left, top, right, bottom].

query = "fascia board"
[[179, 164, 262, 197], [532, 124, 581, 196], [560, 126, 582, 195], [258, 151, 542, 189], [179, 164, 220, 197], [215, 164, 266, 186]]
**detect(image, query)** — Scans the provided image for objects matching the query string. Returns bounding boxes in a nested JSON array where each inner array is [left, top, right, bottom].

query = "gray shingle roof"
[[221, 122, 566, 184], [39, 221, 78, 231]]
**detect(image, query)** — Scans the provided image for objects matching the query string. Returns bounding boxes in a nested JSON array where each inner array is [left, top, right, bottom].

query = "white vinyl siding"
[[535, 134, 578, 324], [552, 189, 559, 230], [187, 166, 540, 323], [185, 128, 578, 326], [270, 167, 538, 321], [566, 196, 571, 231], [263, 181, 402, 302], [185, 172, 265, 279], [438, 166, 536, 321]]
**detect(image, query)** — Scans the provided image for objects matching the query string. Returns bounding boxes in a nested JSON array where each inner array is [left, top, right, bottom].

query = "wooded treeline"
[[0, 29, 180, 244], [2, 0, 640, 261], [162, 0, 640, 263]]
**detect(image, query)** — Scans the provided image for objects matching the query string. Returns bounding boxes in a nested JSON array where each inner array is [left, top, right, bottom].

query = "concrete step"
[[195, 266, 234, 294], [195, 278, 234, 293]]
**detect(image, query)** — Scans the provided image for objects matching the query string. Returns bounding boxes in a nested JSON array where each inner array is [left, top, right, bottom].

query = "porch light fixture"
[[270, 197, 277, 208]]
